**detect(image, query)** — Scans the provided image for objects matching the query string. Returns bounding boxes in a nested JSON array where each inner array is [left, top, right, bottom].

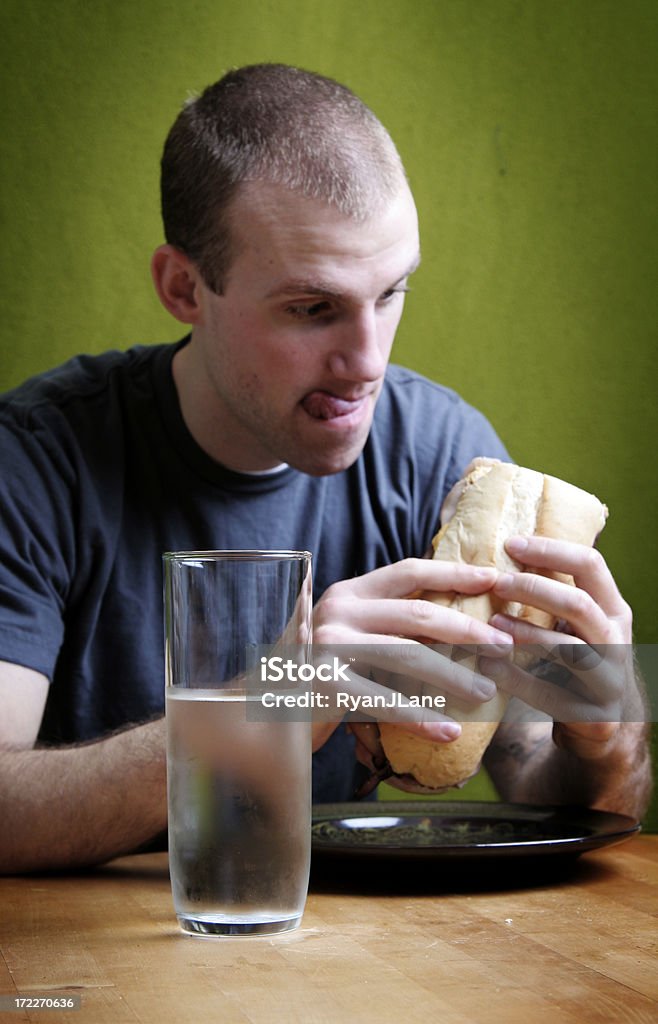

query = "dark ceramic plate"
[[311, 801, 639, 860]]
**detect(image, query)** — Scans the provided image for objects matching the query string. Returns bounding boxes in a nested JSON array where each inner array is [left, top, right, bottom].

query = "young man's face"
[[180, 180, 420, 476]]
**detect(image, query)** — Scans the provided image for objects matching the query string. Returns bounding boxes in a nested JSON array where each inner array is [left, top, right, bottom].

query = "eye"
[[285, 300, 333, 319], [379, 284, 410, 305]]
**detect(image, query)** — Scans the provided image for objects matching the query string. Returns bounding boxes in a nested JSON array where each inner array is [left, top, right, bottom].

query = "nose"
[[327, 309, 390, 383]]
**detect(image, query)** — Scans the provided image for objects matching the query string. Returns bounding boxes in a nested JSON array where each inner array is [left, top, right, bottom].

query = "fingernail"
[[491, 630, 514, 647], [496, 573, 514, 590], [475, 679, 497, 700], [423, 721, 461, 741], [506, 536, 528, 554]]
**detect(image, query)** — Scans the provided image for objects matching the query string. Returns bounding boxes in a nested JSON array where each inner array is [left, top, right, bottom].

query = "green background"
[[1, 1, 656, 824]]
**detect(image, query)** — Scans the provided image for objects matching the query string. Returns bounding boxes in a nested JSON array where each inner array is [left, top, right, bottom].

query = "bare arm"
[[484, 717, 652, 820], [0, 662, 167, 874]]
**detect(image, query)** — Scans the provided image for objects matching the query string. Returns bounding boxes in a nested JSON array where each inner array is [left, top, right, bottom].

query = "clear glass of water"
[[163, 550, 313, 937]]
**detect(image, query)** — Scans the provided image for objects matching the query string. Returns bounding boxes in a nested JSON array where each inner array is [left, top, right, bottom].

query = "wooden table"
[[0, 835, 656, 1023]]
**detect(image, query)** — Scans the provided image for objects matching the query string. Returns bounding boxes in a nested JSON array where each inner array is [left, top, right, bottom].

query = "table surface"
[[0, 834, 656, 1024]]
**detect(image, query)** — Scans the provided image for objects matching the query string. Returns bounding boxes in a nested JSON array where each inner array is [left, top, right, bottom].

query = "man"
[[0, 65, 650, 873]]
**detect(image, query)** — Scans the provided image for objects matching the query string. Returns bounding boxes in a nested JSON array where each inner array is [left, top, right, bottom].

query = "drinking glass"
[[163, 550, 312, 937]]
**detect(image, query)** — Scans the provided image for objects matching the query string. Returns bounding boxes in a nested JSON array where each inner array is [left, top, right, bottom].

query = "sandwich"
[[377, 458, 608, 791]]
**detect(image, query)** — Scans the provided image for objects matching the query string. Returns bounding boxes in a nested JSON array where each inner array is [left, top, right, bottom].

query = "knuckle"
[[401, 558, 426, 591], [313, 623, 349, 646], [461, 616, 484, 644], [312, 623, 332, 646], [312, 597, 343, 636], [521, 572, 542, 596], [598, 621, 619, 645], [314, 594, 342, 623], [409, 597, 434, 623], [318, 579, 344, 603], [394, 642, 424, 666], [583, 547, 605, 574], [568, 588, 592, 619], [618, 600, 633, 631], [566, 590, 586, 618]]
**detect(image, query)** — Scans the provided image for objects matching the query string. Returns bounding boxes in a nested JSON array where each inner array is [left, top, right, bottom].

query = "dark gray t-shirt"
[[0, 338, 510, 799]]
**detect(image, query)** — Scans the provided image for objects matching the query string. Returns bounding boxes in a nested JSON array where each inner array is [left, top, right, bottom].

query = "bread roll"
[[378, 459, 608, 790]]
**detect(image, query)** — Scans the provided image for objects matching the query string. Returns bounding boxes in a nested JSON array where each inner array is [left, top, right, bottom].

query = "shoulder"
[[379, 363, 461, 406], [377, 364, 491, 423], [0, 342, 184, 463], [0, 342, 181, 490], [0, 343, 174, 426], [341, 365, 510, 561], [377, 365, 507, 446], [369, 364, 511, 497]]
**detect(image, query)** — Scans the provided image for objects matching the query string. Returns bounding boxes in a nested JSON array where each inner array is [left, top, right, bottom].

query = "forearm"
[[0, 718, 167, 874], [485, 720, 652, 820]]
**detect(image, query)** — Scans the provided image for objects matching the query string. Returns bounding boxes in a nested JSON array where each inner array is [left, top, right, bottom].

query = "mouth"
[[301, 390, 372, 423]]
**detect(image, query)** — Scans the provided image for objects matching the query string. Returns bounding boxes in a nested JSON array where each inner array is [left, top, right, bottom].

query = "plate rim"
[[311, 800, 640, 859]]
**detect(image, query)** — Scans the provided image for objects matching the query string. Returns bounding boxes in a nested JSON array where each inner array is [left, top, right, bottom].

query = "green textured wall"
[[1, 1, 656, 822]]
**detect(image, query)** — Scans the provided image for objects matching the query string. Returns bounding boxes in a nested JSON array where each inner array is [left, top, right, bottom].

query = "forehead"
[[224, 182, 420, 296]]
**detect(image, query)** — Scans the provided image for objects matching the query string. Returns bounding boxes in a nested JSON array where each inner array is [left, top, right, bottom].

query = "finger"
[[490, 611, 587, 650], [490, 612, 619, 700], [493, 570, 610, 645], [347, 719, 461, 773], [314, 662, 461, 739], [346, 641, 501, 705], [504, 536, 628, 619], [347, 722, 386, 772], [553, 644, 634, 707], [353, 733, 380, 770], [480, 656, 619, 723], [324, 596, 514, 647], [489, 612, 591, 695], [347, 721, 383, 760], [388, 718, 463, 743], [337, 558, 498, 600]]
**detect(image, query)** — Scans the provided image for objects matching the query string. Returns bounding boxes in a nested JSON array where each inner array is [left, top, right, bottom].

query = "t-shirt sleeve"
[[412, 387, 512, 554], [0, 420, 72, 678], [444, 400, 512, 492]]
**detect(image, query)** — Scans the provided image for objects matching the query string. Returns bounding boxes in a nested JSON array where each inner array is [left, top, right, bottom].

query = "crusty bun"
[[379, 459, 608, 791]]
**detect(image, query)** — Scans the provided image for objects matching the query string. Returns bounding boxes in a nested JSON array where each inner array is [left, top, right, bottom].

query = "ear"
[[151, 245, 205, 324]]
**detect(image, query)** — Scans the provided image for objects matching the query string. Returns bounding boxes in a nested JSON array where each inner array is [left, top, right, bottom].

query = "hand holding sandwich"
[[311, 556, 513, 754], [313, 459, 650, 817], [482, 532, 646, 766], [484, 530, 650, 819]]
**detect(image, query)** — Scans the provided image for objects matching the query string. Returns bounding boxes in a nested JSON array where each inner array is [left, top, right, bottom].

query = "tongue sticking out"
[[301, 392, 363, 420]]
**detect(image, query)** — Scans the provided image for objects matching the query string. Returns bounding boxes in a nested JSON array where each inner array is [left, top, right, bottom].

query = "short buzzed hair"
[[160, 63, 406, 292]]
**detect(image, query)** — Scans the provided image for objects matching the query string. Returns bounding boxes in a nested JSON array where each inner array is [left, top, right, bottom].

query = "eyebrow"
[[266, 253, 422, 301]]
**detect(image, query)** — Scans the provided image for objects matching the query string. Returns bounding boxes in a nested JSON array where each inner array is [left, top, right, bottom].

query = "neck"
[[171, 337, 281, 473]]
